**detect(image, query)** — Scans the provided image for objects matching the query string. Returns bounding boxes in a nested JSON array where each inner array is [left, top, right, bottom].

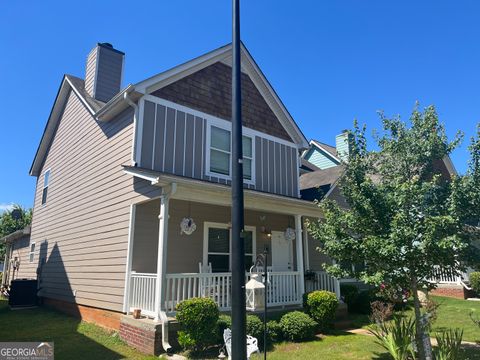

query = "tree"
[[308, 105, 480, 360], [0, 204, 33, 260]]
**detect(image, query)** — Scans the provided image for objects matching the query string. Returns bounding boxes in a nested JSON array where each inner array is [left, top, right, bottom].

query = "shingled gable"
[[30, 42, 308, 177], [135, 43, 309, 148]]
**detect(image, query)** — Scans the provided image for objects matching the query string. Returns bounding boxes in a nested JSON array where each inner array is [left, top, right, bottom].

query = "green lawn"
[[428, 296, 480, 343], [349, 296, 480, 343], [252, 331, 480, 360], [0, 298, 156, 360], [0, 296, 478, 359]]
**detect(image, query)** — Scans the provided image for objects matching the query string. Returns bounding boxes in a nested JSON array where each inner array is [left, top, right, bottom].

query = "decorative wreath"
[[180, 217, 197, 235], [284, 227, 296, 241]]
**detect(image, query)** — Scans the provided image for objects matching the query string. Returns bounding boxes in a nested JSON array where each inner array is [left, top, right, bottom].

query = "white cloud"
[[0, 203, 14, 213]]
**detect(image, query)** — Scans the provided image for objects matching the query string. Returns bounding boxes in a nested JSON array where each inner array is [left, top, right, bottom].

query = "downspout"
[[154, 183, 177, 354], [124, 92, 138, 166]]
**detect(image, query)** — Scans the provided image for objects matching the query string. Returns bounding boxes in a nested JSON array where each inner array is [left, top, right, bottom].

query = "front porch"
[[122, 175, 339, 319]]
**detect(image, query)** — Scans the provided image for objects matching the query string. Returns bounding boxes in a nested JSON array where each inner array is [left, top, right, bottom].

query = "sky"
[[0, 1, 479, 210]]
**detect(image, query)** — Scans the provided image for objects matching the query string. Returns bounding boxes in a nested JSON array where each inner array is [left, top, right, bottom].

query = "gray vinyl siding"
[[139, 100, 299, 197], [84, 47, 97, 97], [30, 90, 161, 312], [94, 46, 124, 102]]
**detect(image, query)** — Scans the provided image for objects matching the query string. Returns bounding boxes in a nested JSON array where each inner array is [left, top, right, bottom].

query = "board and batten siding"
[[30, 90, 161, 312], [138, 97, 299, 197]]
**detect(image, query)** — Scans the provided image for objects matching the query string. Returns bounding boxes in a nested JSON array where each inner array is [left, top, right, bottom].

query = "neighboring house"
[[21, 42, 339, 354], [301, 131, 351, 170], [1, 226, 32, 287], [300, 133, 472, 298]]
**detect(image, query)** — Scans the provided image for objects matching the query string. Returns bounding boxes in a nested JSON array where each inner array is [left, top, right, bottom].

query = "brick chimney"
[[84, 43, 125, 102], [335, 130, 353, 162]]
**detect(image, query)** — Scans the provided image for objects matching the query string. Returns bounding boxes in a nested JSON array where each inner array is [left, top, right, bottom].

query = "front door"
[[271, 231, 293, 271]]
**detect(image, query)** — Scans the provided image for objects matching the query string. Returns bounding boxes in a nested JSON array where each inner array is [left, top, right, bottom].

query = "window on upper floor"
[[41, 170, 50, 205], [207, 125, 253, 183], [29, 242, 36, 263]]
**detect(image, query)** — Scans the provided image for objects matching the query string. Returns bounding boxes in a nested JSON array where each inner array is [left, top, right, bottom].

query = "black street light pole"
[[231, 0, 247, 359]]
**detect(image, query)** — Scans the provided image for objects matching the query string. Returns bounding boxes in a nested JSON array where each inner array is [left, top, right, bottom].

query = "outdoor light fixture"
[[260, 226, 272, 237]]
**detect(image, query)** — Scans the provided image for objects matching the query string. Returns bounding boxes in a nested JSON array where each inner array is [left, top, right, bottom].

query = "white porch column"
[[302, 223, 310, 271], [154, 184, 176, 321], [295, 214, 305, 296]]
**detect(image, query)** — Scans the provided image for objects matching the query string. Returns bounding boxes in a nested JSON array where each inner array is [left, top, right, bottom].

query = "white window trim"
[[205, 119, 256, 185], [41, 168, 51, 206], [29, 242, 36, 263], [203, 222, 256, 272]]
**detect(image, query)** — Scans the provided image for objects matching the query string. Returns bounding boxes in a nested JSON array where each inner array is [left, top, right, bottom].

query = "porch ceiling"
[[123, 166, 322, 217]]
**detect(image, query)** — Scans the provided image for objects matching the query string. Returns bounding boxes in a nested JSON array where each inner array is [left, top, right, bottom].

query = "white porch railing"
[[128, 271, 307, 315], [305, 271, 341, 298], [129, 272, 157, 317], [426, 265, 471, 285]]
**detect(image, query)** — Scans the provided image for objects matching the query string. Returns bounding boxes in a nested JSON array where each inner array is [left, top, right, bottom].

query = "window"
[[41, 169, 50, 205], [204, 223, 256, 272], [207, 226, 230, 272], [207, 125, 253, 183], [210, 126, 231, 176], [29, 243, 35, 263]]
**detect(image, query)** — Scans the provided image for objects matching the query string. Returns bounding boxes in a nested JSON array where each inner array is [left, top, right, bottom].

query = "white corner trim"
[[123, 204, 136, 313]]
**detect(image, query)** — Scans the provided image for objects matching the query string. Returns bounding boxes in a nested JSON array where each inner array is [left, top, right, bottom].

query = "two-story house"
[[20, 42, 340, 354]]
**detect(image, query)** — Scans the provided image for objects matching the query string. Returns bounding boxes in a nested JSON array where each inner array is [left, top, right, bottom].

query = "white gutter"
[[124, 92, 139, 165]]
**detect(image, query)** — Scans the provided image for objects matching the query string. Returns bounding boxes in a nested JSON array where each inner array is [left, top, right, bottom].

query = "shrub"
[[176, 297, 219, 351], [246, 314, 263, 340], [470, 272, 480, 295], [266, 320, 283, 343], [434, 328, 463, 360], [305, 290, 338, 331], [351, 289, 379, 314], [280, 311, 317, 342], [340, 284, 359, 309], [369, 316, 416, 360], [216, 314, 232, 344], [369, 301, 394, 326]]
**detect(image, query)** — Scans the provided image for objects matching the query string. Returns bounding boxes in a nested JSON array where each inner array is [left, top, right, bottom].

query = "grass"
[[251, 332, 480, 360], [347, 296, 480, 343], [0, 298, 156, 360], [428, 296, 480, 343], [252, 332, 390, 360], [0, 295, 478, 359]]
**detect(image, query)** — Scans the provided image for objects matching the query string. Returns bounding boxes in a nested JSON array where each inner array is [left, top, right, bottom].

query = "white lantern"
[[245, 274, 265, 312]]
